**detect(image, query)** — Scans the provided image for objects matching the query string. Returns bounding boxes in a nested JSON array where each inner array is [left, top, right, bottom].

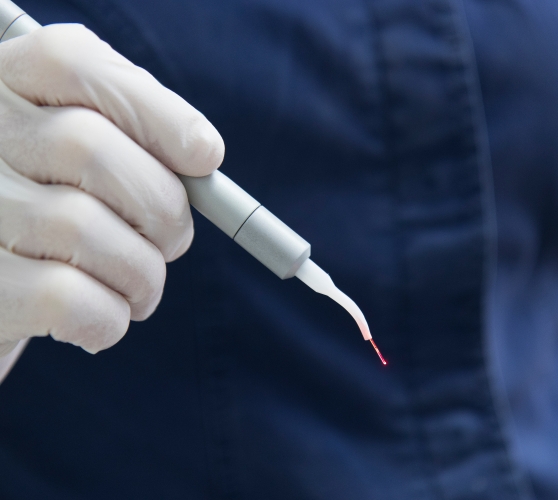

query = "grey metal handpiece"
[[0, 0, 311, 280], [180, 173, 310, 279], [0, 0, 39, 41]]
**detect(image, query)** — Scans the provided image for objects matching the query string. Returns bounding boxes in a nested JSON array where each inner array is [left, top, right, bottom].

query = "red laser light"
[[370, 339, 387, 365]]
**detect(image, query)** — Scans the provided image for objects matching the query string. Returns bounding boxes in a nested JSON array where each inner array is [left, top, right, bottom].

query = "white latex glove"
[[0, 24, 224, 358]]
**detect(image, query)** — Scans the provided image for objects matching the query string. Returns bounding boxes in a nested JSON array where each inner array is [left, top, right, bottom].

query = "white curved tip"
[[295, 259, 372, 341]]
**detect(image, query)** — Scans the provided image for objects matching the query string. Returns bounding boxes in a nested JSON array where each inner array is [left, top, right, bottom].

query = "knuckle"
[[33, 25, 100, 79], [42, 262, 130, 353], [49, 189, 100, 244], [51, 108, 108, 167], [31, 27, 65, 65], [135, 244, 166, 301], [135, 169, 192, 259], [155, 174, 190, 228], [37, 264, 82, 325], [166, 216, 194, 262], [39, 262, 82, 306], [129, 248, 167, 321]]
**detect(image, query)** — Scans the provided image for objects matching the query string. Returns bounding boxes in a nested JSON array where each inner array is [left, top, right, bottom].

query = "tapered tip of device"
[[370, 339, 387, 365], [296, 259, 386, 364]]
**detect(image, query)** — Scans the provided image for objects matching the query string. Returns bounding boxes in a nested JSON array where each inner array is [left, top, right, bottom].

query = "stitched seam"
[[451, 0, 536, 498], [362, 1, 447, 499]]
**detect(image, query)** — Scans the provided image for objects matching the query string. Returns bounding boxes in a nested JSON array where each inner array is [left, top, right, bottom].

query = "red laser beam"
[[370, 339, 387, 365]]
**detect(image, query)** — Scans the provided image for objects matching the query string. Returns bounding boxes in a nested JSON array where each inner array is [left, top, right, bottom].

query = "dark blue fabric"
[[465, 2, 558, 498], [0, 0, 556, 498]]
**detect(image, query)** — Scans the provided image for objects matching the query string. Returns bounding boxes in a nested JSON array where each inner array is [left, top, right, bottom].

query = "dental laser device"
[[0, 0, 386, 364]]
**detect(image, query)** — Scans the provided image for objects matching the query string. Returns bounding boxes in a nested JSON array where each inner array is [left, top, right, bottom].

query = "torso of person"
[[1, 1, 557, 499]]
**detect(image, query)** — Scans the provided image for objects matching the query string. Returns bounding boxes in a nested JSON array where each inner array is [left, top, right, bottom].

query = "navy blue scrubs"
[[1, 1, 558, 498]]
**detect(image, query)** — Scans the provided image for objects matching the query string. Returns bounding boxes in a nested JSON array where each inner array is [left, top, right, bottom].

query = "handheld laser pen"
[[0, 0, 386, 364]]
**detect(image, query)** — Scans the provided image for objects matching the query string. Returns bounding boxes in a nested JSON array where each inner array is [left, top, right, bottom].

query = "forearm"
[[0, 339, 28, 384]]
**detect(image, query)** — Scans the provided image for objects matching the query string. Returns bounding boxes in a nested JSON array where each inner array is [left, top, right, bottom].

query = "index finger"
[[0, 24, 224, 177]]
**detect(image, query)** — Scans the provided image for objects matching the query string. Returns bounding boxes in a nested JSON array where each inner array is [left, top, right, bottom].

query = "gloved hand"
[[0, 24, 224, 357]]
